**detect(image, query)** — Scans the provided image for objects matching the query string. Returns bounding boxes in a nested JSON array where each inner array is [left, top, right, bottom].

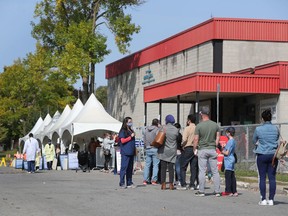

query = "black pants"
[[180, 146, 199, 187], [89, 153, 96, 169], [160, 160, 174, 184], [224, 170, 237, 193], [47, 161, 53, 170], [104, 154, 111, 170]]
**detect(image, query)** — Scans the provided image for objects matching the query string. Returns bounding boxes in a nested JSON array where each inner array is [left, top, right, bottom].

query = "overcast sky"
[[1, 0, 288, 88]]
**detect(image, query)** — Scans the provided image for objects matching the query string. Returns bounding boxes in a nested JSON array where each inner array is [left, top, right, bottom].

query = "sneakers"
[[258, 199, 267, 205], [214, 192, 221, 197], [143, 181, 147, 185], [232, 193, 239, 197], [127, 184, 136, 189], [258, 199, 274, 206], [151, 181, 158, 186], [195, 191, 205, 197], [267, 200, 274, 206], [119, 185, 127, 189], [221, 192, 233, 196], [177, 185, 187, 190]]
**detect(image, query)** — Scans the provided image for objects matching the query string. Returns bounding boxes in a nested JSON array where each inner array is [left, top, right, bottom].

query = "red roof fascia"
[[106, 18, 288, 79], [106, 19, 215, 79], [143, 72, 279, 103], [254, 61, 288, 89]]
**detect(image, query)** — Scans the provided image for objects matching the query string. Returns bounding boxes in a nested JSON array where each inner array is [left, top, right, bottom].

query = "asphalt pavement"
[[0, 167, 287, 216]]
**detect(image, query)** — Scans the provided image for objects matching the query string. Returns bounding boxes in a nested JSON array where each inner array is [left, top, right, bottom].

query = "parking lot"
[[0, 167, 287, 216]]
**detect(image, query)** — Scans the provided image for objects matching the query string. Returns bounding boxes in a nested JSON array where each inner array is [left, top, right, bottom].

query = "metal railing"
[[134, 123, 288, 173]]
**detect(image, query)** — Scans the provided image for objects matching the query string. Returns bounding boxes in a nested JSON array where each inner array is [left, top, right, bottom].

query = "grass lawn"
[[233, 169, 288, 184]]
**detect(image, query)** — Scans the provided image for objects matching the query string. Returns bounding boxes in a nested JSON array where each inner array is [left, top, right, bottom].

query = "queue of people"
[[131, 108, 280, 206], [20, 109, 282, 206]]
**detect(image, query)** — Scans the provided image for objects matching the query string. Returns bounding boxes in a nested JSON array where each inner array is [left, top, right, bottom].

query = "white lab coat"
[[23, 137, 40, 161]]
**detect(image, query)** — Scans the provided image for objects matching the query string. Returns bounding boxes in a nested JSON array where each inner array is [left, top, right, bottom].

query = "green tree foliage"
[[95, 86, 107, 109], [31, 0, 144, 102], [0, 44, 74, 146]]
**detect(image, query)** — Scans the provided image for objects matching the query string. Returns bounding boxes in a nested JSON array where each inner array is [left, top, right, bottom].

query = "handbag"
[[151, 127, 166, 148], [272, 134, 288, 167], [272, 140, 287, 166]]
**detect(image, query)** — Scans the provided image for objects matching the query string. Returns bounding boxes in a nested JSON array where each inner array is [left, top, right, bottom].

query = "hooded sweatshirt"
[[143, 125, 160, 149]]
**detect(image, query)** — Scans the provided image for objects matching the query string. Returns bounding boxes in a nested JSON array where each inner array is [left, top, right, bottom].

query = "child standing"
[[221, 127, 238, 196]]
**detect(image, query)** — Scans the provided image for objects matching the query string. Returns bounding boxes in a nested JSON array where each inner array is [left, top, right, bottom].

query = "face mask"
[[127, 122, 133, 127]]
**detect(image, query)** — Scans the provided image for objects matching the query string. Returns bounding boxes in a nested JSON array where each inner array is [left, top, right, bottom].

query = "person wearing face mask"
[[158, 114, 178, 190], [44, 139, 55, 170], [221, 127, 238, 197], [118, 117, 136, 189], [23, 133, 40, 173]]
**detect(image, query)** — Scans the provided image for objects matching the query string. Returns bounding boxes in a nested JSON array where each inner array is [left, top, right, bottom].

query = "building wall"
[[107, 42, 213, 131], [278, 90, 288, 122], [223, 41, 288, 72], [278, 90, 288, 140], [108, 39, 288, 134]]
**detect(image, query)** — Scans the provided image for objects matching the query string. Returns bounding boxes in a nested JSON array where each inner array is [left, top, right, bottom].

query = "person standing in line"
[[253, 109, 279, 206], [158, 115, 178, 190], [178, 114, 199, 190], [118, 117, 136, 189], [193, 107, 221, 197], [143, 119, 160, 185], [55, 143, 61, 170], [88, 137, 98, 169], [221, 127, 238, 197], [102, 133, 115, 173], [23, 133, 40, 173], [44, 139, 55, 170], [173, 123, 182, 186]]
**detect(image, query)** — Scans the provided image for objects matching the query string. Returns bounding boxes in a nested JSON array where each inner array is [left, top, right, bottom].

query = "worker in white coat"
[[23, 133, 40, 173]]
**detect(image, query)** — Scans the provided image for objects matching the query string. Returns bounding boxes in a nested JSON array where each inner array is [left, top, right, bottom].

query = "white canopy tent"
[[58, 99, 84, 145], [48, 105, 71, 143], [34, 114, 52, 142], [19, 116, 44, 145], [70, 93, 122, 144], [39, 110, 61, 143]]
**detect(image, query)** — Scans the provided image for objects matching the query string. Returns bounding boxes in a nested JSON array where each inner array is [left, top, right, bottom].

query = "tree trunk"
[[90, 62, 95, 95], [82, 76, 89, 103]]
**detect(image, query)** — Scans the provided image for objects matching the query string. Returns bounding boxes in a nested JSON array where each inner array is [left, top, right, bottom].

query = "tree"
[[95, 86, 107, 109], [0, 44, 75, 147], [32, 0, 144, 102]]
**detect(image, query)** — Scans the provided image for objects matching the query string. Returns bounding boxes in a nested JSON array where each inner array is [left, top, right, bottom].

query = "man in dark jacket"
[[143, 119, 160, 185]]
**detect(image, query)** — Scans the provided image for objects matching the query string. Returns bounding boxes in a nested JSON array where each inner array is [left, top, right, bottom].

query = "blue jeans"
[[143, 148, 160, 182], [27, 161, 35, 173], [256, 154, 278, 201], [175, 154, 182, 182]]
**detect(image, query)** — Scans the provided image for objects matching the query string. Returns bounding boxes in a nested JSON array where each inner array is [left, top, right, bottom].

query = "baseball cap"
[[199, 107, 210, 115]]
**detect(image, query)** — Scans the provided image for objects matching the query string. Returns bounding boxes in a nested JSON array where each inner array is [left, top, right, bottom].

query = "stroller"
[[76, 151, 90, 172]]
